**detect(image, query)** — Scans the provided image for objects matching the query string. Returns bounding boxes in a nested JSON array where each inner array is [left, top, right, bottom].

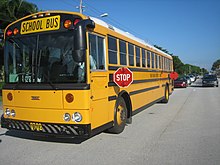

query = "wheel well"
[[119, 91, 132, 119]]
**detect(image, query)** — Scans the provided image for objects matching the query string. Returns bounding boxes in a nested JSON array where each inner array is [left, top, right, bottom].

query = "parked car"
[[202, 74, 219, 87], [184, 75, 191, 85], [174, 77, 188, 88], [188, 74, 196, 82]]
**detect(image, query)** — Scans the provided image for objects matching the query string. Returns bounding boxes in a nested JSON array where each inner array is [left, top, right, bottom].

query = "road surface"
[[0, 82, 220, 165]]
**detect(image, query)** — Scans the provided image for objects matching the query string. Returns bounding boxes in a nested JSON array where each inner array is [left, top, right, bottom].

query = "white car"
[[189, 75, 196, 82]]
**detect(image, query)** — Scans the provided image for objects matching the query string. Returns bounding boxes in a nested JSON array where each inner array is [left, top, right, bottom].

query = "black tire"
[[161, 85, 169, 103], [107, 97, 127, 134]]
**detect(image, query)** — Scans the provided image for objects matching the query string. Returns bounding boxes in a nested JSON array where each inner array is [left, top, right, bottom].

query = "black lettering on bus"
[[50, 18, 53, 28], [54, 18, 58, 27], [28, 22, 32, 32], [39, 20, 43, 29], [32, 21, 36, 30], [22, 23, 26, 32], [46, 19, 50, 28]]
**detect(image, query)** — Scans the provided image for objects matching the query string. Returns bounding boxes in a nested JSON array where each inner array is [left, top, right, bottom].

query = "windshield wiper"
[[42, 72, 59, 90], [13, 73, 33, 89]]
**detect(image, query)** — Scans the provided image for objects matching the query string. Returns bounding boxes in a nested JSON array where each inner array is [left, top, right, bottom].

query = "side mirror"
[[73, 19, 95, 62]]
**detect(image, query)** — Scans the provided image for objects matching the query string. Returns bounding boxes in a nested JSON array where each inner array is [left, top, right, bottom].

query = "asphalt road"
[[0, 80, 220, 165]]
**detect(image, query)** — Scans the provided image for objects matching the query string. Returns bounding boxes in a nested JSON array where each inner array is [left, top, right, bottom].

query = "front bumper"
[[1, 115, 91, 138], [202, 82, 215, 87]]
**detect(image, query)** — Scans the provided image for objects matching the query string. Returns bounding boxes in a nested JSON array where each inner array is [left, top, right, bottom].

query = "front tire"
[[107, 97, 127, 134]]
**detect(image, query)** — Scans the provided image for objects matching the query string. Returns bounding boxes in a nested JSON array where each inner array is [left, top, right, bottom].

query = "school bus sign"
[[113, 67, 133, 88]]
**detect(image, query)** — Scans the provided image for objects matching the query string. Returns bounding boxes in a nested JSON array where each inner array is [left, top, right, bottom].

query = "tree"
[[0, 0, 38, 29], [211, 59, 220, 71], [0, 0, 38, 80]]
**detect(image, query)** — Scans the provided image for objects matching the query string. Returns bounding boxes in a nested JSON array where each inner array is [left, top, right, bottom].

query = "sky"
[[27, 0, 220, 71]]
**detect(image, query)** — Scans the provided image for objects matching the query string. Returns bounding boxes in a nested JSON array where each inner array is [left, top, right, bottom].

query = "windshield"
[[4, 32, 86, 84]]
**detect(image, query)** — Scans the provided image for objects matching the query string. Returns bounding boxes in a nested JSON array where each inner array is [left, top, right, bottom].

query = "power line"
[[77, 0, 153, 45]]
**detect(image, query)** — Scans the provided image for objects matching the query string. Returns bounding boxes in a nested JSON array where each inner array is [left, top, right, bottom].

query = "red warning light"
[[73, 19, 80, 26], [6, 30, 13, 36]]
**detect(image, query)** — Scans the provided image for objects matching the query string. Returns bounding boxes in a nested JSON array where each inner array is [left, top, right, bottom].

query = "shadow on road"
[[4, 130, 89, 144]]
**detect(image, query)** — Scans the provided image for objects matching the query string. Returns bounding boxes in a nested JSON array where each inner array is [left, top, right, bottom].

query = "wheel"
[[161, 85, 169, 103], [107, 97, 127, 134]]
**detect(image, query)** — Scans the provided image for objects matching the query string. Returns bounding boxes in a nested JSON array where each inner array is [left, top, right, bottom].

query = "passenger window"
[[119, 40, 127, 65], [136, 46, 140, 67], [108, 36, 118, 64], [142, 49, 146, 67], [151, 52, 155, 69], [147, 51, 151, 68], [89, 34, 106, 70], [128, 43, 134, 66]]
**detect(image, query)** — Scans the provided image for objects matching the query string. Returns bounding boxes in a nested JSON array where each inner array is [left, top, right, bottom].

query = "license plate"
[[21, 15, 60, 34], [30, 122, 43, 131]]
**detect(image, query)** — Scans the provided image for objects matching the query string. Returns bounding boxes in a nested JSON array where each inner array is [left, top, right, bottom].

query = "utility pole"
[[77, 0, 85, 14]]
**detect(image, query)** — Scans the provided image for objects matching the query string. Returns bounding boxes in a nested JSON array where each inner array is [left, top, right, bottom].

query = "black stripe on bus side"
[[108, 77, 169, 87], [108, 95, 117, 101], [129, 85, 160, 96], [132, 97, 164, 116], [108, 85, 159, 101]]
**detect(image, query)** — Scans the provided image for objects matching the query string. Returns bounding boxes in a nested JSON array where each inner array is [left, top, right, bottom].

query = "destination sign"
[[21, 15, 60, 34]]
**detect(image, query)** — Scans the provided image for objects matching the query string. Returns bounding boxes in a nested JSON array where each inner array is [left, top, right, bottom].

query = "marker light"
[[6, 30, 13, 36], [7, 92, 13, 101], [5, 108, 10, 117], [64, 20, 72, 29], [72, 112, 82, 122], [63, 113, 71, 122], [45, 13, 51, 16], [38, 14, 44, 17], [65, 93, 74, 103], [13, 28, 19, 35], [32, 15, 37, 18], [11, 109, 16, 117], [73, 19, 81, 26]]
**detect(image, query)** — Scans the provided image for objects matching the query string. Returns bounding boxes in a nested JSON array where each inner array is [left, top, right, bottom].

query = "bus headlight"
[[5, 108, 10, 117], [11, 109, 16, 117], [72, 112, 82, 122], [63, 113, 71, 122]]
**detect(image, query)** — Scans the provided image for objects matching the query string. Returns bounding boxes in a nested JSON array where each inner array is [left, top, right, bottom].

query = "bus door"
[[89, 33, 109, 129]]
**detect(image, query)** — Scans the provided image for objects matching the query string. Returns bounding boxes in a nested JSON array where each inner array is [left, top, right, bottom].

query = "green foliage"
[[211, 59, 220, 71], [154, 45, 205, 75], [172, 56, 184, 73], [0, 0, 38, 29], [0, 82, 4, 89]]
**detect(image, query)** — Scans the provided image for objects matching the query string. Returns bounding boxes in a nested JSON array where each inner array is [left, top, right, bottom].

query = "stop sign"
[[113, 67, 133, 87], [169, 71, 179, 80]]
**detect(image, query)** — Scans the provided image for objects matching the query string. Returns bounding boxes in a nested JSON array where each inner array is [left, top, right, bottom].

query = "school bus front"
[[1, 11, 97, 137]]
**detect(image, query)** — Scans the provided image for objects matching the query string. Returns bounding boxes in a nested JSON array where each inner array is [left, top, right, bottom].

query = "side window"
[[151, 52, 155, 69], [136, 46, 140, 67], [147, 51, 151, 68], [142, 49, 146, 67], [128, 43, 134, 66], [89, 33, 105, 70], [119, 40, 127, 65], [155, 54, 158, 69], [108, 36, 117, 64]]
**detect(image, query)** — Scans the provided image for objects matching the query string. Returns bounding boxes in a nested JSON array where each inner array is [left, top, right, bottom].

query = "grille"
[[2, 118, 90, 137]]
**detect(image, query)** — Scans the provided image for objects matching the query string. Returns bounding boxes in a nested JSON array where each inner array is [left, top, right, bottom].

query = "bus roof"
[[90, 17, 172, 58]]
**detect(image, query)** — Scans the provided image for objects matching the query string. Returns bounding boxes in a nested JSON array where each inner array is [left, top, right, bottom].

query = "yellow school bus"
[[1, 11, 174, 138]]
